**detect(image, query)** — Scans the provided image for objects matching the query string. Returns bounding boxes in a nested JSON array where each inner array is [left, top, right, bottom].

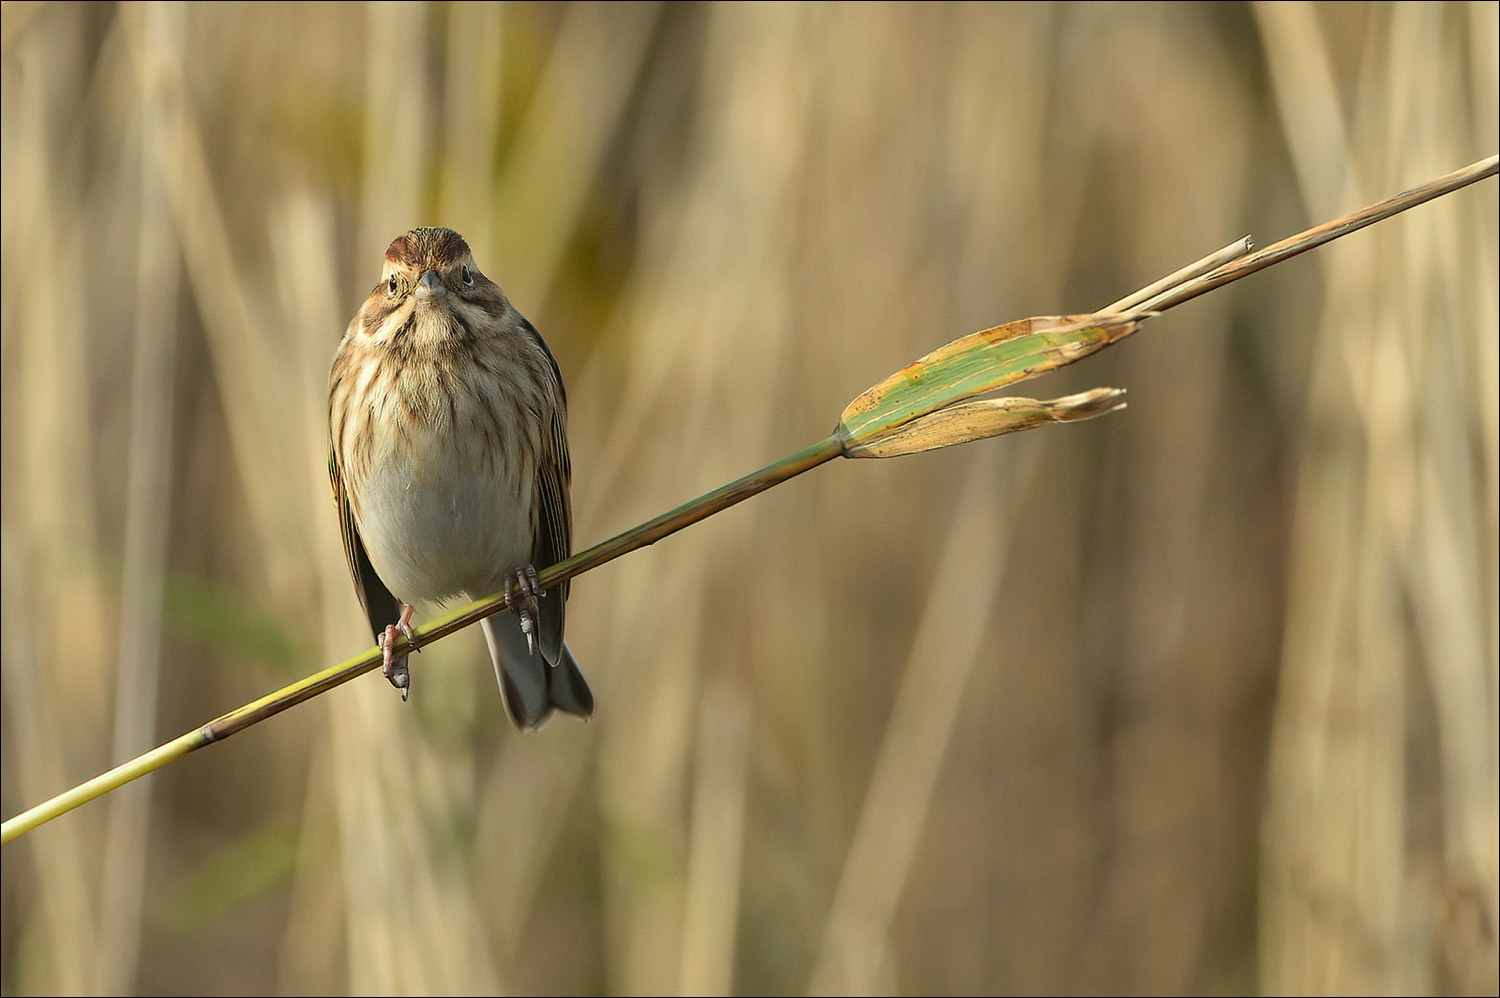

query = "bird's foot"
[[380, 604, 417, 700], [504, 566, 542, 655]]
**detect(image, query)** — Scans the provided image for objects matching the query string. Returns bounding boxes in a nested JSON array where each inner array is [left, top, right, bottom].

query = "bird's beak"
[[415, 270, 447, 300]]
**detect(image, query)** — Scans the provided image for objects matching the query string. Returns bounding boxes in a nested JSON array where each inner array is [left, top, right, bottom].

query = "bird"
[[327, 226, 593, 728]]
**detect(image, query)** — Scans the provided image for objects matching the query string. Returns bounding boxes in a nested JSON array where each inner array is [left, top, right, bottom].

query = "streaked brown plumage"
[[328, 226, 592, 728]]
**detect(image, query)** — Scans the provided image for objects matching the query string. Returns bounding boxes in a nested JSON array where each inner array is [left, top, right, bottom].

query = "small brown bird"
[[327, 227, 593, 728]]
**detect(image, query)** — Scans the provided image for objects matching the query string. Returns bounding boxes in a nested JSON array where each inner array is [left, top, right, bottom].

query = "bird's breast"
[[346, 360, 543, 604]]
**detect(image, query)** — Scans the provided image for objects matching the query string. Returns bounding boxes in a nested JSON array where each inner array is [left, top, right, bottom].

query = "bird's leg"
[[379, 603, 417, 700], [504, 566, 542, 655]]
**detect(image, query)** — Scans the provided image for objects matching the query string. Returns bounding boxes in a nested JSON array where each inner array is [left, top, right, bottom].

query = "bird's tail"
[[480, 615, 594, 729]]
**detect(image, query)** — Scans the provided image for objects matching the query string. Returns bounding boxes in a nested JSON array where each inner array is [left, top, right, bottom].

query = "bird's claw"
[[381, 604, 418, 701], [506, 566, 542, 656]]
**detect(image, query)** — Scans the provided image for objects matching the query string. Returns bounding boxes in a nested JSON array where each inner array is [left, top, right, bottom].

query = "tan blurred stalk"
[[1256, 3, 1499, 994], [95, 7, 183, 992]]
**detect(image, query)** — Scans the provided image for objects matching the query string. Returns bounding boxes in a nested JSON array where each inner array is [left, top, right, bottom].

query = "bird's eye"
[[386, 275, 400, 297], [460, 265, 475, 288]]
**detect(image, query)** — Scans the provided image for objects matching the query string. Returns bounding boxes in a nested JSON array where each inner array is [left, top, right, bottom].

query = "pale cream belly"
[[354, 446, 535, 605]]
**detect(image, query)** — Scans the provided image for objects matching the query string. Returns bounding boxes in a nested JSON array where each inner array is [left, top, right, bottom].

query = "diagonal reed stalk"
[[3, 154, 1494, 845]]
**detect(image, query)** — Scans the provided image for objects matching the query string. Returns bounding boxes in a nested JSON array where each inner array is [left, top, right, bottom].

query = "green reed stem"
[[2, 437, 843, 843]]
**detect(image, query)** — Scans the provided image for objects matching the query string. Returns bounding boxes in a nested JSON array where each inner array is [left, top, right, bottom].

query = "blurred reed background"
[[2, 2, 1496, 994]]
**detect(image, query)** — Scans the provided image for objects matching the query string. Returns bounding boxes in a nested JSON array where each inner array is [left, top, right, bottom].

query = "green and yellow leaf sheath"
[[836, 314, 1141, 458]]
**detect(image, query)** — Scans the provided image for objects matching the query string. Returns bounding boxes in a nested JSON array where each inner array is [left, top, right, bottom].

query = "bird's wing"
[[523, 317, 572, 666], [329, 448, 404, 644]]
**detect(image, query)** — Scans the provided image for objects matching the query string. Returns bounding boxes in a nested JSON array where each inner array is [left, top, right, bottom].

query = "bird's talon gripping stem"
[[381, 604, 417, 700], [506, 566, 542, 656]]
